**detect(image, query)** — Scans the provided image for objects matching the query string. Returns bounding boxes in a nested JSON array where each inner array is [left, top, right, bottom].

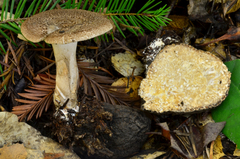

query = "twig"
[[0, 18, 28, 24], [209, 140, 214, 159], [23, 56, 35, 77], [0, 44, 25, 77], [190, 125, 197, 157], [35, 63, 55, 75], [93, 42, 115, 58], [114, 37, 135, 54], [6, 40, 21, 75], [0, 61, 18, 72]]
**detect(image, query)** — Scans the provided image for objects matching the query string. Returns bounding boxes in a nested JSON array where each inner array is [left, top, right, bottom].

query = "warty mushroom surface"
[[139, 44, 231, 114], [21, 9, 113, 111]]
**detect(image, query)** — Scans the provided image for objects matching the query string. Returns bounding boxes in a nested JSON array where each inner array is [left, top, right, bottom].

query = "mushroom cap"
[[139, 44, 231, 113], [21, 9, 113, 44]]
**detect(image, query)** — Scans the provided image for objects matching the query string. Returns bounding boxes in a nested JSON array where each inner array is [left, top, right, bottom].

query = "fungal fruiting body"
[[139, 44, 231, 113], [21, 9, 113, 111]]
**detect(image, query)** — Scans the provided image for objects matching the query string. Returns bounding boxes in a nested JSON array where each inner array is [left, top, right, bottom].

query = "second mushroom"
[[21, 9, 113, 111]]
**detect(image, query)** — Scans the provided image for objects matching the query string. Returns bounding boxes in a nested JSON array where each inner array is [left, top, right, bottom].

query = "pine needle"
[[0, 0, 171, 44]]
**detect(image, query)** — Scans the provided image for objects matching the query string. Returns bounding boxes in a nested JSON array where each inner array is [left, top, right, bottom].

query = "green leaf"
[[39, 0, 48, 13], [106, 0, 113, 13], [24, 0, 37, 17], [143, 0, 162, 13], [212, 59, 240, 147], [1, 0, 6, 21], [77, 0, 83, 9], [65, 0, 71, 9], [113, 0, 119, 11], [10, 0, 16, 19], [42, 0, 53, 12], [88, 0, 96, 11], [104, 33, 109, 42], [118, 0, 127, 13], [1, 0, 171, 43], [15, 0, 28, 19], [1, 23, 20, 34], [33, 0, 42, 15], [82, 0, 88, 10], [126, 0, 135, 13], [0, 41, 6, 54], [4, 0, 9, 20], [0, 64, 6, 90], [111, 16, 125, 38], [49, 0, 61, 10]]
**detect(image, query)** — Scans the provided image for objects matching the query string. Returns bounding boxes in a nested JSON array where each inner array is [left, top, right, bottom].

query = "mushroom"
[[21, 9, 113, 111], [139, 44, 231, 113]]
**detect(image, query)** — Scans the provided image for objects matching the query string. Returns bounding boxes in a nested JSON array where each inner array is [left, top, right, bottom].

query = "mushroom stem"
[[52, 42, 79, 110]]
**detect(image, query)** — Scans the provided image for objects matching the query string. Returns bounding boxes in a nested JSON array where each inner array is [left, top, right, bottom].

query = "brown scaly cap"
[[21, 9, 113, 44], [139, 44, 231, 114]]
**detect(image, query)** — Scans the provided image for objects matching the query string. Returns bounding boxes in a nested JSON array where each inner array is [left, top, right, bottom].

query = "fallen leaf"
[[150, 116, 226, 159], [195, 38, 226, 59], [111, 76, 143, 98], [0, 144, 28, 159], [200, 27, 240, 46], [234, 147, 240, 156], [157, 122, 170, 140], [173, 119, 203, 158], [129, 150, 166, 159], [223, 0, 240, 16], [196, 136, 225, 159], [111, 51, 145, 77], [212, 59, 240, 148], [159, 119, 203, 158], [202, 122, 226, 147], [188, 0, 209, 19], [164, 15, 191, 34], [44, 152, 65, 159]]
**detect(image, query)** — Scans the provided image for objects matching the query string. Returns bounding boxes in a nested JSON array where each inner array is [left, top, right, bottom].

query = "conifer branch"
[[0, 0, 171, 43]]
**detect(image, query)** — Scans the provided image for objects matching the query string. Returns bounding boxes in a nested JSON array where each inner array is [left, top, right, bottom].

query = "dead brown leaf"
[[195, 38, 226, 59], [150, 116, 226, 159], [223, 0, 240, 16], [164, 15, 191, 34], [200, 27, 240, 46], [43, 152, 65, 159], [202, 122, 226, 147], [0, 143, 28, 159]]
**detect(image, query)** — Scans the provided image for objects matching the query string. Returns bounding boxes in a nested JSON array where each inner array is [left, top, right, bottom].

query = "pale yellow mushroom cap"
[[139, 44, 231, 113], [21, 9, 113, 44]]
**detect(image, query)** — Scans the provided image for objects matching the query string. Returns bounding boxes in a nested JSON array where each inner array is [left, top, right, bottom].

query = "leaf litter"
[[1, 0, 240, 158]]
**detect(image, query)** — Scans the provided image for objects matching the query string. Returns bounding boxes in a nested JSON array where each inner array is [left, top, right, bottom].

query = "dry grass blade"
[[78, 61, 137, 106], [12, 74, 55, 121]]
